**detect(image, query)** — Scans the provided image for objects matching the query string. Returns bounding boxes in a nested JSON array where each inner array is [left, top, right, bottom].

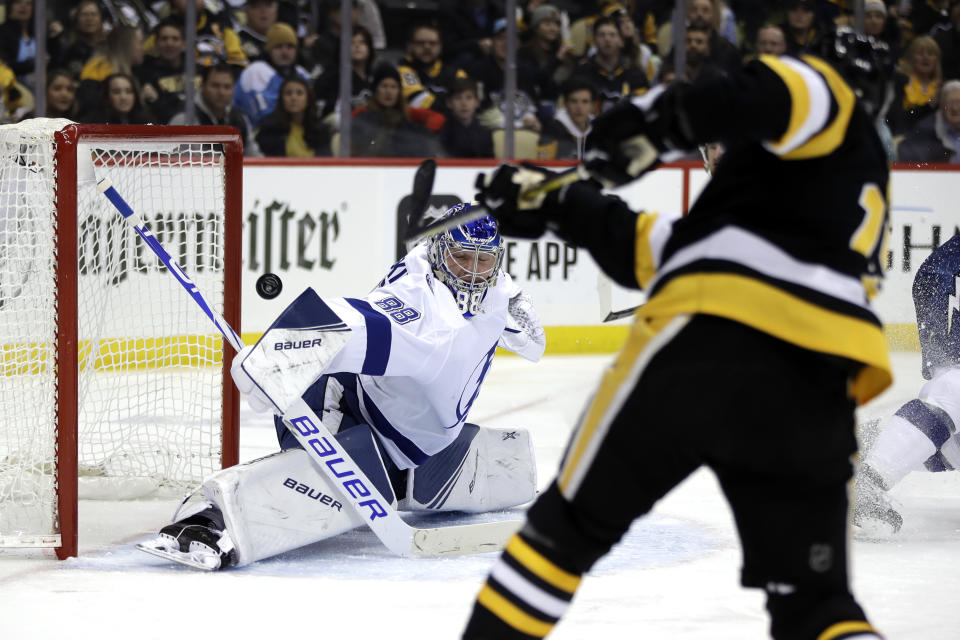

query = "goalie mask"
[[427, 203, 504, 316]]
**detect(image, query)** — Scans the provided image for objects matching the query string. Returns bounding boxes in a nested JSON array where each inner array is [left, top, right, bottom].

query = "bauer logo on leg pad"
[[289, 414, 389, 522], [282, 478, 343, 511], [274, 338, 324, 350]]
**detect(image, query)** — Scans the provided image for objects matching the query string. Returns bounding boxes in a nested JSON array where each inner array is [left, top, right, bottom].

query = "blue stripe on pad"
[[412, 424, 480, 505], [430, 463, 466, 509]]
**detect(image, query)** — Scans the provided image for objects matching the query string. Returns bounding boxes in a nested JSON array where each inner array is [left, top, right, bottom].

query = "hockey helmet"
[[427, 202, 504, 316]]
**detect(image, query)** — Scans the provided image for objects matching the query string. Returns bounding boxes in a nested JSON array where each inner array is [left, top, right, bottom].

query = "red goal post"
[[0, 120, 242, 559]]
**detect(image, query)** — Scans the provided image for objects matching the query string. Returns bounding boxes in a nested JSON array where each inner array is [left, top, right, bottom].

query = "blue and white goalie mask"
[[427, 203, 504, 316]]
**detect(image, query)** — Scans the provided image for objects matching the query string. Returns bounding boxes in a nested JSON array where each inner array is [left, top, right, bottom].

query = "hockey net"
[[0, 120, 241, 558]]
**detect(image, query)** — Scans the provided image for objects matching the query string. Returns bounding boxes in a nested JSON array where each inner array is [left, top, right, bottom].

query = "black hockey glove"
[[584, 84, 695, 188], [475, 163, 561, 239], [476, 163, 613, 243]]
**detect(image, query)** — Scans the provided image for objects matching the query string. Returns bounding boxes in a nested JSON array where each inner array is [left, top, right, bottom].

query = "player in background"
[[461, 27, 893, 640], [138, 204, 546, 570], [700, 140, 725, 174], [854, 232, 960, 534]]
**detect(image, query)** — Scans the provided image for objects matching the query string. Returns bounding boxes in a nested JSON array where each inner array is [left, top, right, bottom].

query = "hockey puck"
[[255, 273, 283, 300]]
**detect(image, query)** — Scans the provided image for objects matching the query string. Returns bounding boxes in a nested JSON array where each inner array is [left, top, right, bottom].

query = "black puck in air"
[[255, 273, 283, 300]]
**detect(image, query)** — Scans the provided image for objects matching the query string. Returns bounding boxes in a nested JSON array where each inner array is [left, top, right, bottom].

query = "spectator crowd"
[[1, 0, 959, 163]]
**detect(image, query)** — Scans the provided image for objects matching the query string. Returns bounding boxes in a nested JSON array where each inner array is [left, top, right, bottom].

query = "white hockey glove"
[[500, 290, 546, 362], [230, 345, 279, 414]]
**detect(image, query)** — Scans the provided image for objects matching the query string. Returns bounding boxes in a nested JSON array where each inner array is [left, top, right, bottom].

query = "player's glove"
[[584, 84, 695, 188], [230, 345, 278, 414], [476, 163, 593, 239], [477, 162, 616, 243], [475, 163, 556, 238]]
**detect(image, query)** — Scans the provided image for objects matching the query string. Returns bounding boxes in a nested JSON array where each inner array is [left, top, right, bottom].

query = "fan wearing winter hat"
[[234, 22, 311, 126], [863, 1, 900, 60], [518, 4, 575, 111]]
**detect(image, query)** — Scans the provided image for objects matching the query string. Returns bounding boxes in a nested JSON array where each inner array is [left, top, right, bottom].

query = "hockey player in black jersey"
[[462, 27, 894, 640]]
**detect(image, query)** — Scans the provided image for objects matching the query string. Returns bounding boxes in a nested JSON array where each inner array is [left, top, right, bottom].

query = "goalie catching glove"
[[584, 84, 696, 188]]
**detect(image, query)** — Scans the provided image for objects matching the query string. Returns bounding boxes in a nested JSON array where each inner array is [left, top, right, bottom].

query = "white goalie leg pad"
[[919, 366, 960, 429], [201, 448, 367, 567], [862, 414, 937, 488], [400, 425, 537, 513]]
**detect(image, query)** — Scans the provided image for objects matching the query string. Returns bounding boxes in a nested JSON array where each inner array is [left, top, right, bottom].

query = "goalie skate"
[[136, 508, 238, 571]]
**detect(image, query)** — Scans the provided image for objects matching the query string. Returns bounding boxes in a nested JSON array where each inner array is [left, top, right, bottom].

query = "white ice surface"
[[1, 352, 958, 639]]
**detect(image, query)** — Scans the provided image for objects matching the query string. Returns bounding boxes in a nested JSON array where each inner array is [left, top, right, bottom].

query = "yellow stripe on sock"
[[817, 620, 877, 640], [477, 584, 554, 638], [506, 535, 581, 594]]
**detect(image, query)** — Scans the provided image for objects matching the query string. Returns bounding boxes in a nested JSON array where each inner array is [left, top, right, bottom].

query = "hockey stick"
[[402, 158, 438, 253], [405, 158, 436, 232], [603, 305, 641, 322], [404, 164, 591, 245], [86, 156, 521, 558]]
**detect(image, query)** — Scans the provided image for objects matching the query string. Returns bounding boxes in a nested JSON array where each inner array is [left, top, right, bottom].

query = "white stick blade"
[[409, 520, 522, 557], [77, 150, 97, 188]]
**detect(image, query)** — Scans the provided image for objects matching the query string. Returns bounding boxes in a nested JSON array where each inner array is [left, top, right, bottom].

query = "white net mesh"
[[0, 119, 231, 547], [0, 119, 61, 545]]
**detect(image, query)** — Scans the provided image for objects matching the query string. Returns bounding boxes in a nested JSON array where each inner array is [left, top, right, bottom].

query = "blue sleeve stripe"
[[896, 399, 953, 447], [360, 383, 430, 466], [345, 298, 391, 376]]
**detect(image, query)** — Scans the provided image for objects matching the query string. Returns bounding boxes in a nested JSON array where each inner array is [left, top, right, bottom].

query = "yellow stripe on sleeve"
[[758, 55, 813, 155], [850, 184, 886, 258], [634, 212, 660, 289], [505, 535, 582, 594], [782, 56, 856, 159], [476, 584, 555, 638], [816, 620, 877, 640]]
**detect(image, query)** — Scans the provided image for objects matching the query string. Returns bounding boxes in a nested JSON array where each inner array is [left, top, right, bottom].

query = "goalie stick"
[[84, 155, 521, 559]]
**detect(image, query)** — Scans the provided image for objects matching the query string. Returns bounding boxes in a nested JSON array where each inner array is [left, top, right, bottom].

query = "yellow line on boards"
[[242, 322, 920, 358]]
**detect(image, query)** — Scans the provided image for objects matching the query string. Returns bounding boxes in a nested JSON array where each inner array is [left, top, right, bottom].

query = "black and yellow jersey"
[[568, 54, 892, 405], [396, 57, 467, 110], [576, 56, 650, 113]]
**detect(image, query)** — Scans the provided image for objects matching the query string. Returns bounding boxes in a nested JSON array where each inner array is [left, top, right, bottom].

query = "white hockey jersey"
[[245, 244, 544, 469]]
